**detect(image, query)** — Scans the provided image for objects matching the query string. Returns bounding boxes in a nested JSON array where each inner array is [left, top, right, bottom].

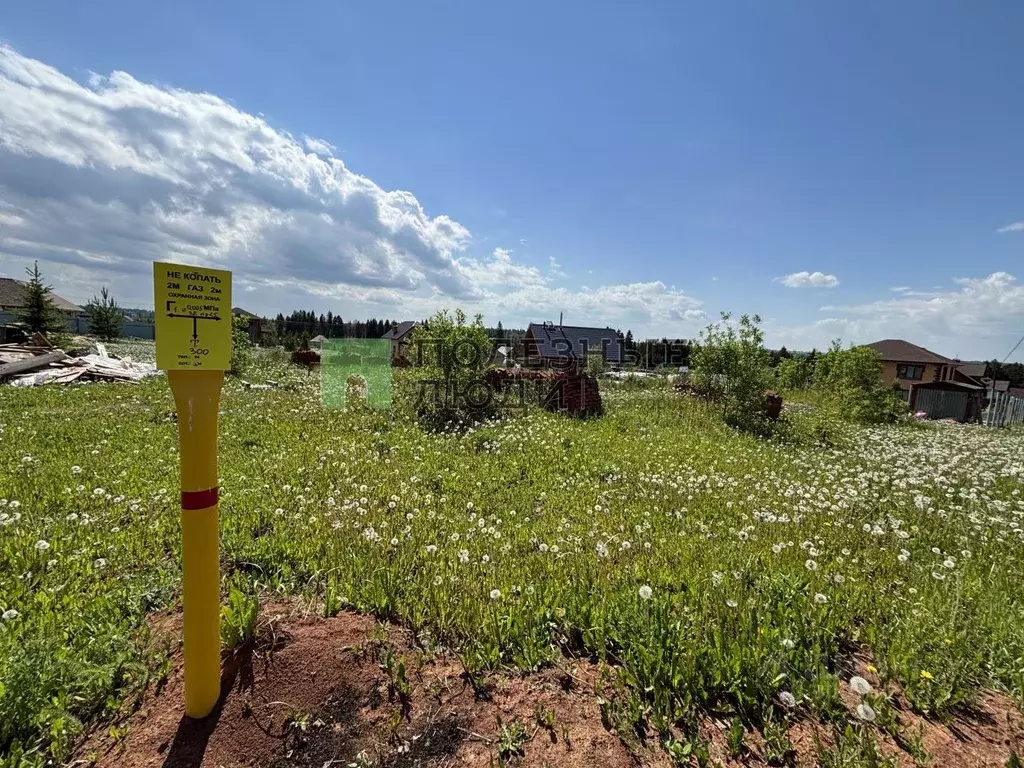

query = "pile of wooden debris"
[[484, 367, 604, 418], [0, 337, 158, 387]]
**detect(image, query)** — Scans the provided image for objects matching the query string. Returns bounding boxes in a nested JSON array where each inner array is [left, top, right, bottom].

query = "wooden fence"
[[983, 391, 1024, 427]]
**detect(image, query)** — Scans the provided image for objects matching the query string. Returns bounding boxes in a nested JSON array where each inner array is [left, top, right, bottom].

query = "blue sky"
[[1, 1, 1023, 358]]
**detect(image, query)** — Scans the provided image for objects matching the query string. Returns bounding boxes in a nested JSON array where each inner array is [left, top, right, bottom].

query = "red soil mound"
[[79, 606, 1024, 768], [81, 607, 667, 768]]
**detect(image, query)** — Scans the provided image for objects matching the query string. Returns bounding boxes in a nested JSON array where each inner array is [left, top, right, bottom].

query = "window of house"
[[897, 364, 924, 380]]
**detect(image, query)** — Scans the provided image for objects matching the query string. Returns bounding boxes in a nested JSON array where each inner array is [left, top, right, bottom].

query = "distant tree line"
[[273, 311, 401, 338], [269, 311, 418, 349], [988, 360, 1024, 388], [630, 337, 693, 368], [486, 321, 526, 343]]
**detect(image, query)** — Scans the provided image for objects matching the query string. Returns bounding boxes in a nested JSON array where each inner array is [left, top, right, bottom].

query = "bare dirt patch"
[[80, 607, 668, 768], [78, 607, 1024, 768]]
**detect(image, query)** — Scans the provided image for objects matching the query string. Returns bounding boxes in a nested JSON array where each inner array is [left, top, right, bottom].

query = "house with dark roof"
[[953, 361, 1011, 399], [954, 361, 989, 384], [523, 322, 623, 369], [864, 340, 958, 393], [0, 277, 83, 315], [864, 339, 985, 420], [230, 306, 262, 342], [382, 320, 418, 361]]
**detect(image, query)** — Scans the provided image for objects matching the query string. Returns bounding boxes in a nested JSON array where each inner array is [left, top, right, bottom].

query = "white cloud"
[[456, 248, 546, 290], [996, 222, 1024, 233], [772, 272, 1024, 360], [777, 271, 840, 288], [302, 136, 336, 156], [0, 46, 708, 338], [0, 45, 485, 299]]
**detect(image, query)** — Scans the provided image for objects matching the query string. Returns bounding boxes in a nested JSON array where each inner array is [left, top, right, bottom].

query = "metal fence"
[[66, 315, 155, 339], [0, 312, 156, 340], [983, 391, 1024, 427], [914, 388, 969, 420]]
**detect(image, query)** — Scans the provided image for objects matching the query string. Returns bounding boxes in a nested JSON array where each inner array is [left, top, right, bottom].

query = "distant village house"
[[864, 339, 1009, 421], [382, 321, 418, 362], [0, 277, 83, 317], [523, 321, 623, 369], [231, 306, 262, 343]]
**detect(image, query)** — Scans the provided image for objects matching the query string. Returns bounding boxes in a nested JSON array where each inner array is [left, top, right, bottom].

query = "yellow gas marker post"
[[154, 262, 232, 719]]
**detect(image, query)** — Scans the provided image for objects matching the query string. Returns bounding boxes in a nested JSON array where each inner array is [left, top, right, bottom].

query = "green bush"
[[690, 312, 775, 433], [775, 356, 813, 390], [813, 342, 908, 425], [406, 309, 497, 427], [229, 315, 255, 376]]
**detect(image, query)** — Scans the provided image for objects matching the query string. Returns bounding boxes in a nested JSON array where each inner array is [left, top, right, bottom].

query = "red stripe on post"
[[181, 487, 218, 510]]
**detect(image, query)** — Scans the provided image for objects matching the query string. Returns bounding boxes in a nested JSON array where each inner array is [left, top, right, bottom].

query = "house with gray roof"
[[523, 321, 623, 369], [0, 277, 83, 315]]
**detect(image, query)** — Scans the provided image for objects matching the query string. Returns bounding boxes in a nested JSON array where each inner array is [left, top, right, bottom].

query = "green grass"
[[1, 348, 1023, 764]]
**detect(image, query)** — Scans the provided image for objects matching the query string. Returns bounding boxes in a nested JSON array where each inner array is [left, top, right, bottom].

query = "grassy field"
[[2, 347, 1024, 765]]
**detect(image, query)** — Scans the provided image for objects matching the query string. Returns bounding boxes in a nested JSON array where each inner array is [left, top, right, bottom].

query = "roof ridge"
[[865, 338, 953, 364]]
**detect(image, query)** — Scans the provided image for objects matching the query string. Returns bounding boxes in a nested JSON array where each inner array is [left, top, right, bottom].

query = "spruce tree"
[[86, 286, 123, 341], [17, 261, 65, 335]]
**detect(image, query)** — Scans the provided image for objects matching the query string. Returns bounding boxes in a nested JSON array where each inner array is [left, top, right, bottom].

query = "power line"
[[1002, 331, 1024, 364]]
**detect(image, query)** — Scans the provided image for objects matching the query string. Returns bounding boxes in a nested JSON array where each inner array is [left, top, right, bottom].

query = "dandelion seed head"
[[855, 703, 876, 722], [849, 676, 871, 695]]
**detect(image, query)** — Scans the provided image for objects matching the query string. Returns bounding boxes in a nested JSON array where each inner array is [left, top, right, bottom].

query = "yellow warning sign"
[[154, 262, 232, 371]]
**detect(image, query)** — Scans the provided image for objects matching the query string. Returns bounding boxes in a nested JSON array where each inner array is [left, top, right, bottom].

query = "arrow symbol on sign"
[[166, 313, 223, 340]]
